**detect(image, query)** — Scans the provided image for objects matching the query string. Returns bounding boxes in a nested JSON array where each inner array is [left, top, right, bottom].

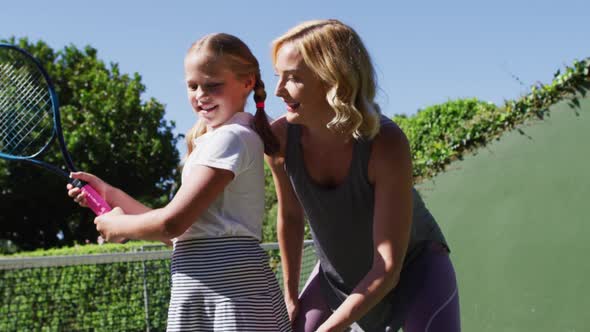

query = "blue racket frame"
[[0, 43, 78, 178]]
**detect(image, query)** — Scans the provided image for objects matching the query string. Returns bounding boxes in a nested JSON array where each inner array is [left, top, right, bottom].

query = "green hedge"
[[395, 98, 499, 179], [396, 57, 590, 180], [1, 260, 170, 331], [1, 242, 170, 331], [3, 241, 159, 257]]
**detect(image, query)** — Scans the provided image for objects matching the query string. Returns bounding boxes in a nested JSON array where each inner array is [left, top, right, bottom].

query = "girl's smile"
[[184, 52, 254, 130]]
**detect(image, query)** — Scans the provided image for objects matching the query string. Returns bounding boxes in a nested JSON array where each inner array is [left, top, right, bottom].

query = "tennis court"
[[2, 98, 588, 331]]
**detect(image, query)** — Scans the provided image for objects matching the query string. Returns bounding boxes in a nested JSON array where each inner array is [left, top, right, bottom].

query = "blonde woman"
[[266, 19, 460, 332]]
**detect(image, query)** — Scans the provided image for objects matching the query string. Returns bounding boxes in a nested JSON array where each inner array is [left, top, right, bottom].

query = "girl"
[[266, 20, 461, 331], [68, 33, 291, 332]]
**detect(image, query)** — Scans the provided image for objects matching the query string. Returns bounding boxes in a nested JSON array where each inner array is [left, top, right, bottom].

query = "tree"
[[0, 37, 181, 251]]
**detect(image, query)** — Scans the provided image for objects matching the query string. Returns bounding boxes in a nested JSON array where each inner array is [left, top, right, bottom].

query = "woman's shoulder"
[[270, 115, 289, 138], [269, 115, 290, 159], [369, 115, 411, 172], [372, 116, 406, 146]]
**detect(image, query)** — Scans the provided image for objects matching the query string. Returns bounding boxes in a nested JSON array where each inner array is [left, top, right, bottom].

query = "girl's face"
[[184, 53, 254, 129], [274, 42, 332, 126]]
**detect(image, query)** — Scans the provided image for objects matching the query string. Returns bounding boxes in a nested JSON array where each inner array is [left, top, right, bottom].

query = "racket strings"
[[0, 60, 54, 157], [0, 63, 49, 115]]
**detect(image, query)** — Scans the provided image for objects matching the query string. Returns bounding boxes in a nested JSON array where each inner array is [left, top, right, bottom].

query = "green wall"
[[417, 97, 590, 331]]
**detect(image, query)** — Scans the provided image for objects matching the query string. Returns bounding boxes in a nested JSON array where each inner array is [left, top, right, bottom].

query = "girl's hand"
[[66, 172, 111, 207], [94, 207, 126, 243]]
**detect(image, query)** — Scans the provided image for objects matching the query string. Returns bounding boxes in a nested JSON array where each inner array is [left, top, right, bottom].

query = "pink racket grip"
[[80, 184, 112, 216]]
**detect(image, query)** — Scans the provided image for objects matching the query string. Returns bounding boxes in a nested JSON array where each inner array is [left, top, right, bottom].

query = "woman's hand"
[[94, 207, 127, 243], [315, 324, 345, 332], [285, 296, 300, 324], [66, 171, 111, 207]]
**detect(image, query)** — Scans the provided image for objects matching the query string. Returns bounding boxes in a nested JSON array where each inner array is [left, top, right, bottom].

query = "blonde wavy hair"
[[272, 19, 381, 139], [185, 33, 278, 157]]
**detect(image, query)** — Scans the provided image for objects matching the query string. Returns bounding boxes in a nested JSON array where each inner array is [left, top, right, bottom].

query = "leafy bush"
[[395, 99, 499, 179], [0, 38, 180, 251], [394, 57, 590, 181]]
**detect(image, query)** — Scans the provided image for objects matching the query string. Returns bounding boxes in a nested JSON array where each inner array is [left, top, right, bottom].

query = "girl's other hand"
[[94, 207, 127, 243]]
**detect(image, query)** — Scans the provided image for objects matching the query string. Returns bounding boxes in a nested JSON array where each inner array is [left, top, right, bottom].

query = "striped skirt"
[[166, 236, 292, 332]]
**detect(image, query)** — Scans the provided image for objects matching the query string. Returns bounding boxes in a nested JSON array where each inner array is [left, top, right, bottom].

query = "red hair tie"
[[256, 102, 265, 109]]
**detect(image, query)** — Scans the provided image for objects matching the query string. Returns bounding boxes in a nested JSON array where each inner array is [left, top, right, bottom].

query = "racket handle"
[[80, 184, 112, 216], [71, 178, 128, 244]]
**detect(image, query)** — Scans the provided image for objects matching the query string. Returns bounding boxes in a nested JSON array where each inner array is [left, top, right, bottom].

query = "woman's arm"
[[318, 124, 414, 332], [94, 165, 233, 243], [266, 117, 306, 321]]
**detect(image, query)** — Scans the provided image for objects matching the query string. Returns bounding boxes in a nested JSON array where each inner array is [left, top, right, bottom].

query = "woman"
[[266, 19, 460, 331]]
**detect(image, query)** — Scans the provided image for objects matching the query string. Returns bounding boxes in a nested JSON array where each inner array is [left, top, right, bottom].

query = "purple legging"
[[293, 244, 461, 331]]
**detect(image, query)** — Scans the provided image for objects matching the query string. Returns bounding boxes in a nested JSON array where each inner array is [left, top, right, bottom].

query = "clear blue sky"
[[2, 0, 588, 155]]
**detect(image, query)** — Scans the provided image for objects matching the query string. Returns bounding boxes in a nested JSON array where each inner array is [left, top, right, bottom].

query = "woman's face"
[[274, 42, 332, 126], [184, 53, 253, 129]]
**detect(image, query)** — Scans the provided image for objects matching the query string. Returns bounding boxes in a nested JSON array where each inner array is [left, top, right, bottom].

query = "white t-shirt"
[[175, 112, 265, 242]]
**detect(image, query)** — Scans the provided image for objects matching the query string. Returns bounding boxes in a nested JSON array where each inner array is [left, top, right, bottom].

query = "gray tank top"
[[285, 117, 448, 329]]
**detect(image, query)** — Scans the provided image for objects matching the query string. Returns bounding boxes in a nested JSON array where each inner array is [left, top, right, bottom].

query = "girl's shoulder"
[[213, 125, 262, 156], [193, 126, 261, 166], [206, 113, 260, 144]]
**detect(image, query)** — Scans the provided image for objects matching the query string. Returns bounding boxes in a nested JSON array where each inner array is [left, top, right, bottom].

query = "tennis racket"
[[0, 43, 111, 216]]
